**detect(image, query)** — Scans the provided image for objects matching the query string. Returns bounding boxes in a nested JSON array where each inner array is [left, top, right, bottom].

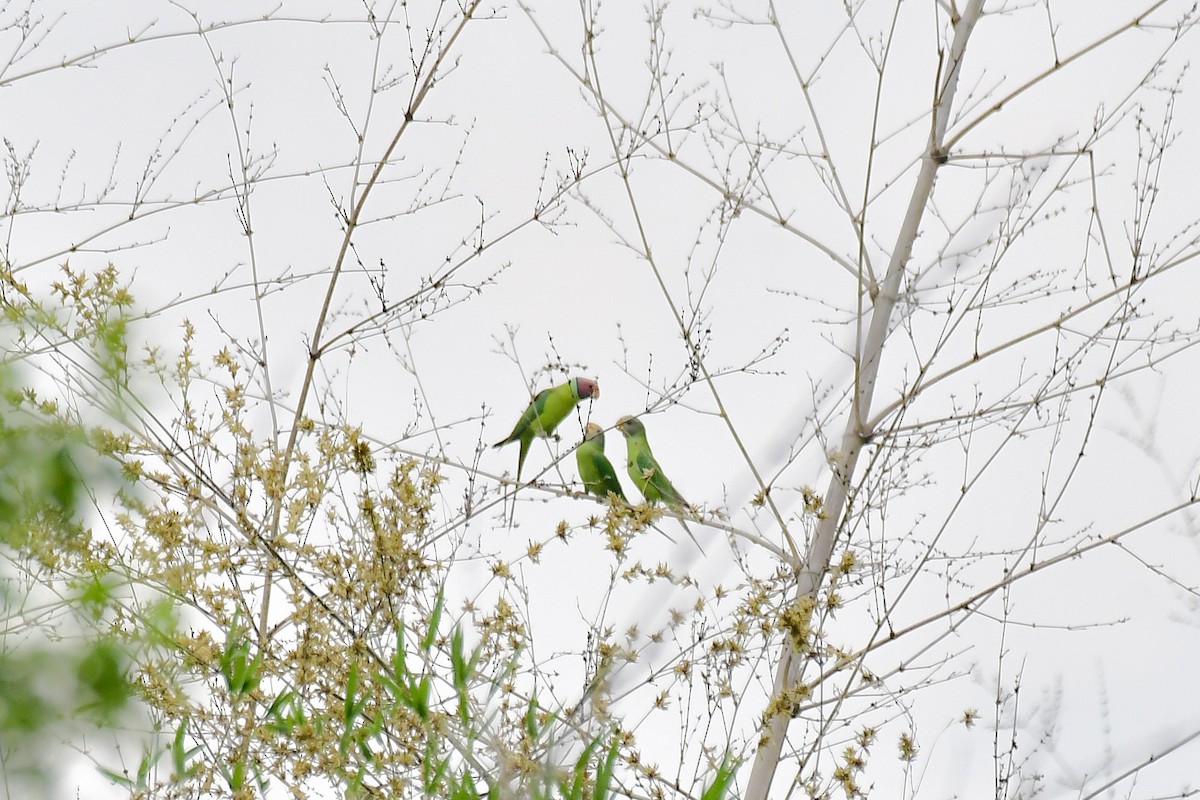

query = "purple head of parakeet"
[[573, 377, 600, 400]]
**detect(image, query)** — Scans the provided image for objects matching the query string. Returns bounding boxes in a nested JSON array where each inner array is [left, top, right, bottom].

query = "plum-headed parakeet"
[[616, 415, 688, 509], [494, 377, 599, 478], [576, 422, 626, 501]]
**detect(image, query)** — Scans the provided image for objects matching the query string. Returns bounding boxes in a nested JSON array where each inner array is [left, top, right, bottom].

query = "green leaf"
[[98, 767, 134, 789], [449, 769, 478, 800], [700, 754, 739, 800], [451, 626, 467, 687], [172, 719, 189, 778], [144, 597, 180, 647], [75, 639, 131, 721], [392, 628, 409, 683], [411, 675, 430, 721], [47, 444, 79, 514], [267, 690, 306, 734], [594, 738, 620, 800], [565, 736, 601, 800], [220, 616, 262, 697], [244, 649, 264, 695], [450, 624, 480, 727], [524, 696, 540, 740], [229, 757, 246, 791], [76, 572, 114, 620], [421, 589, 444, 652], [135, 747, 153, 789], [267, 689, 293, 718], [422, 735, 442, 792], [344, 660, 360, 726]]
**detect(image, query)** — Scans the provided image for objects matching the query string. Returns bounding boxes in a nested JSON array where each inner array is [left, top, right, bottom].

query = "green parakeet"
[[494, 377, 600, 479], [616, 415, 688, 509], [576, 422, 626, 501]]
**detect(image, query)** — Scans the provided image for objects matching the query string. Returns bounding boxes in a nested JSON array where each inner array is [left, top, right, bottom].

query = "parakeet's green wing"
[[592, 452, 626, 500], [631, 447, 686, 508], [578, 440, 626, 501], [530, 383, 580, 437]]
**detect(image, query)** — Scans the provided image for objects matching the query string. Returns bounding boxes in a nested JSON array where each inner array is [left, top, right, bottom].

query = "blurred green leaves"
[[0, 280, 154, 794], [0, 394, 88, 549]]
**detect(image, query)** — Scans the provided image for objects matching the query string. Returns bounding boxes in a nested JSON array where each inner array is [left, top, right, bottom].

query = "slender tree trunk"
[[744, 3, 986, 797]]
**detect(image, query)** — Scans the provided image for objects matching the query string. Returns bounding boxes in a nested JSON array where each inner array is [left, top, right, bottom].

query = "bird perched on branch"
[[494, 377, 599, 479], [615, 415, 688, 509], [576, 422, 626, 502]]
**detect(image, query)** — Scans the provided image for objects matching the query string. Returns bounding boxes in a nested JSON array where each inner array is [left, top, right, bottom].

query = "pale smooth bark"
[[744, 3, 987, 797]]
